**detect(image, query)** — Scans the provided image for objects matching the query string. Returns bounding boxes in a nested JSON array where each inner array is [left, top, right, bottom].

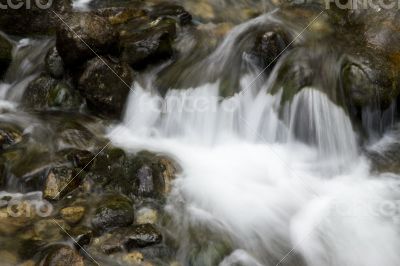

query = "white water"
[[106, 11, 400, 266], [109, 77, 400, 265]]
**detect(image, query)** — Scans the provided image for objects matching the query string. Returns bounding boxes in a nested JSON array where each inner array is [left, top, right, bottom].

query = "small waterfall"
[[0, 37, 53, 103], [108, 10, 400, 266]]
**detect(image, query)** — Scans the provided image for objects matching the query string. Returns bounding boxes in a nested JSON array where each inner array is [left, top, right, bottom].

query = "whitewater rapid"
[[109, 76, 400, 265]]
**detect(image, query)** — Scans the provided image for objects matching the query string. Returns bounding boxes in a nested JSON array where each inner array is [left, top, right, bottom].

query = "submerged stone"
[[91, 194, 134, 232]]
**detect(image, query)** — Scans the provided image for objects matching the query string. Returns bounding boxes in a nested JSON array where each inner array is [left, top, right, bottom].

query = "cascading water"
[[109, 11, 400, 266]]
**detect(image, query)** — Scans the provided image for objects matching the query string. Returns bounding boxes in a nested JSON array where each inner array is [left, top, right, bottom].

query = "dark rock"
[[22, 75, 82, 110], [56, 12, 118, 66], [0, 0, 72, 36], [121, 20, 175, 70], [100, 223, 162, 254], [0, 35, 12, 78], [66, 149, 95, 169], [342, 52, 400, 110], [45, 47, 64, 79], [124, 223, 162, 250], [42, 246, 84, 266], [67, 226, 93, 248], [43, 166, 82, 200], [91, 194, 134, 232], [78, 56, 133, 118], [249, 30, 288, 69]]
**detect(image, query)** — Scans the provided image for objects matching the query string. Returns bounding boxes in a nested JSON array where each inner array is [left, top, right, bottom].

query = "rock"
[[0, 0, 72, 36], [100, 223, 162, 254], [33, 219, 69, 241], [148, 3, 192, 26], [56, 12, 118, 66], [122, 251, 144, 265], [42, 246, 84, 266], [0, 123, 23, 149], [43, 167, 82, 200], [248, 29, 288, 69], [0, 35, 12, 78], [121, 20, 175, 70], [67, 226, 93, 248], [78, 56, 133, 118], [0, 250, 18, 266], [45, 47, 64, 79], [91, 194, 134, 232], [342, 51, 400, 110], [22, 75, 82, 110], [60, 206, 85, 225], [124, 223, 162, 250], [131, 152, 178, 198], [0, 201, 36, 235], [66, 149, 95, 169], [135, 207, 158, 225]]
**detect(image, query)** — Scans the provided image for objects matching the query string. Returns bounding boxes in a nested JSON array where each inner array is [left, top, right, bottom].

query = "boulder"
[[120, 19, 175, 70], [0, 35, 12, 78], [0, 0, 72, 36], [22, 75, 82, 110], [247, 29, 289, 70], [56, 12, 118, 66], [78, 56, 133, 118], [91, 194, 134, 232], [45, 47, 64, 79]]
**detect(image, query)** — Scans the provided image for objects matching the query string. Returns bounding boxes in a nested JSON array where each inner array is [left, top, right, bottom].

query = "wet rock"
[[135, 207, 158, 225], [67, 226, 93, 248], [43, 167, 82, 200], [60, 206, 85, 225], [124, 223, 163, 249], [78, 56, 133, 118], [248, 29, 288, 69], [0, 250, 18, 266], [122, 251, 145, 265], [33, 219, 69, 241], [342, 52, 400, 110], [22, 75, 82, 110], [0, 123, 23, 149], [121, 21, 175, 70], [0, 201, 35, 235], [56, 12, 118, 66], [66, 149, 95, 169], [96, 7, 147, 26], [148, 3, 192, 25], [91, 194, 134, 232], [0, 0, 72, 36], [100, 223, 162, 254], [0, 35, 12, 78], [45, 47, 64, 79], [42, 246, 84, 266]]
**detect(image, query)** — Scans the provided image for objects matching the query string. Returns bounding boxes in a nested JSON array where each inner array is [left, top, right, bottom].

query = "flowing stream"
[[105, 11, 400, 266]]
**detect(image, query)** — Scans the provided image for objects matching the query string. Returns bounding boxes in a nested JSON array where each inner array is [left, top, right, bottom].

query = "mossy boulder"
[[22, 75, 82, 110], [91, 193, 134, 232], [78, 56, 133, 119], [56, 12, 118, 66]]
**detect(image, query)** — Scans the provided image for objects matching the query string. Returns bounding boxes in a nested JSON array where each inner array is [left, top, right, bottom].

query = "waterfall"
[[109, 12, 400, 266]]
